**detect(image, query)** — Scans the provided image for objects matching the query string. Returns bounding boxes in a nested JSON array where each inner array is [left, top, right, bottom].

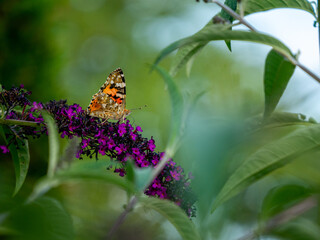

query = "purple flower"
[[130, 132, 137, 141], [0, 145, 9, 154], [135, 126, 143, 132], [114, 168, 126, 177], [170, 170, 180, 181], [151, 155, 159, 166], [136, 154, 144, 164], [141, 160, 149, 167], [115, 144, 126, 155], [98, 147, 106, 155], [148, 139, 156, 151], [118, 123, 126, 136], [30, 102, 43, 111], [152, 180, 161, 188], [98, 137, 107, 145], [107, 139, 115, 149], [132, 148, 140, 155], [81, 139, 90, 149]]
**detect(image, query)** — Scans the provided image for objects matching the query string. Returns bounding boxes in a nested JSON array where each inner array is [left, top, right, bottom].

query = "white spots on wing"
[[115, 82, 125, 88]]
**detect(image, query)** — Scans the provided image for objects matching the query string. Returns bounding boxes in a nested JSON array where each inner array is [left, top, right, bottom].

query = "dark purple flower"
[[107, 139, 115, 149], [115, 168, 126, 177], [118, 123, 126, 136], [0, 145, 9, 154], [170, 170, 180, 181], [132, 148, 140, 155], [130, 132, 137, 141], [135, 126, 143, 132], [141, 160, 149, 167], [81, 139, 90, 149], [148, 139, 156, 151], [151, 155, 159, 166]]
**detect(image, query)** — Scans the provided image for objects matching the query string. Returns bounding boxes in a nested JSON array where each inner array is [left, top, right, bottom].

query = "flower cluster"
[[0, 85, 197, 217]]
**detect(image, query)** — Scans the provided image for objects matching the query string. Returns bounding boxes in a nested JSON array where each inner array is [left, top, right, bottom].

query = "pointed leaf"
[[140, 196, 201, 240], [242, 0, 316, 18], [153, 66, 184, 154], [134, 167, 154, 192], [220, 0, 237, 51], [170, 43, 206, 77], [42, 112, 60, 177], [263, 49, 296, 118], [30, 160, 135, 200], [0, 126, 30, 196], [155, 26, 294, 67], [272, 218, 320, 240], [260, 184, 312, 222], [221, 0, 238, 22], [3, 197, 74, 240], [211, 124, 320, 213]]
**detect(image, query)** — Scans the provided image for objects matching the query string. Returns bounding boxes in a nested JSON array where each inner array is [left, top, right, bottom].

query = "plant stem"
[[237, 196, 317, 240], [210, 0, 320, 84], [106, 152, 173, 238], [106, 196, 138, 239], [0, 118, 39, 127]]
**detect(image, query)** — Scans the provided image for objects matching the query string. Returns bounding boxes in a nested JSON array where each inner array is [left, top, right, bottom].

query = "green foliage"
[[263, 49, 296, 118], [271, 218, 320, 240], [2, 0, 320, 239], [126, 160, 154, 192], [211, 124, 320, 213], [155, 25, 294, 68], [241, 0, 316, 18], [140, 196, 201, 240], [260, 184, 312, 222], [1, 197, 74, 240], [153, 66, 184, 155], [0, 125, 30, 196], [42, 112, 60, 178], [30, 160, 135, 201]]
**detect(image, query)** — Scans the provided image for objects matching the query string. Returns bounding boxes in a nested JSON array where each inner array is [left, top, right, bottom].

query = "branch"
[[209, 0, 320, 84], [0, 118, 39, 127], [237, 196, 318, 240], [105, 196, 138, 239]]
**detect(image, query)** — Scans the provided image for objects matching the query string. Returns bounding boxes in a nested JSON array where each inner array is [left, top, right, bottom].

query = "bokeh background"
[[1, 0, 320, 239]]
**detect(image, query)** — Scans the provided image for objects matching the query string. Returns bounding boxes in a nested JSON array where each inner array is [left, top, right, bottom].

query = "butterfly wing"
[[87, 68, 130, 120]]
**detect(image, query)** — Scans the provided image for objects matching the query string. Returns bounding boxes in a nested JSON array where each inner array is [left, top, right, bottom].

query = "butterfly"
[[86, 68, 131, 121]]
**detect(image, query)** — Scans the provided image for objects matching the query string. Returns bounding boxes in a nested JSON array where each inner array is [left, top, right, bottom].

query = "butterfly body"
[[86, 68, 131, 121]]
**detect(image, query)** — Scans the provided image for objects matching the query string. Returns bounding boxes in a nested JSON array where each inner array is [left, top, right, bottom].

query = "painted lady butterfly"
[[86, 68, 131, 121]]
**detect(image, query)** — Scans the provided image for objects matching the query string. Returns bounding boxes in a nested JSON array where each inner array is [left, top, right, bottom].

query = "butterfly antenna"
[[130, 105, 148, 111]]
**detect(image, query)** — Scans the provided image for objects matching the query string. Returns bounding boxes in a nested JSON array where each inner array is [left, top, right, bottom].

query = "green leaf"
[[170, 43, 206, 77], [134, 167, 154, 192], [42, 112, 60, 177], [0, 126, 30, 196], [140, 196, 201, 240], [2, 197, 74, 240], [155, 25, 294, 68], [125, 161, 154, 192], [260, 184, 312, 222], [241, 0, 316, 18], [221, 0, 238, 22], [211, 124, 320, 213], [271, 218, 320, 240], [263, 49, 296, 118], [30, 160, 135, 200], [153, 66, 184, 155], [220, 0, 237, 51]]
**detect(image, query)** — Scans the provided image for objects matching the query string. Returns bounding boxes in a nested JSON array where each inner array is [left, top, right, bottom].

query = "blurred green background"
[[2, 0, 319, 239]]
